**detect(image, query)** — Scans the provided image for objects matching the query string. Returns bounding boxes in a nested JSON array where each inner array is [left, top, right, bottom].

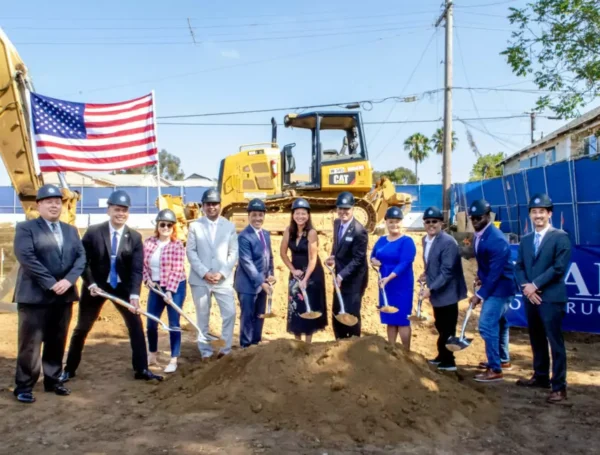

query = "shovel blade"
[[379, 306, 399, 314], [299, 311, 323, 320], [407, 314, 428, 322], [445, 337, 473, 352], [335, 313, 358, 327]]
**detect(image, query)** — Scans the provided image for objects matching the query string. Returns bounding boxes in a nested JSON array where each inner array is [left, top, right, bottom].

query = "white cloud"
[[220, 49, 240, 59]]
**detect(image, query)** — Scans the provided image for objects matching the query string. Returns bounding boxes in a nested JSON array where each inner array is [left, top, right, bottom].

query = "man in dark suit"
[[234, 198, 275, 348], [61, 190, 162, 382], [419, 207, 467, 372], [515, 194, 571, 403], [469, 199, 517, 383], [13, 184, 86, 403], [325, 192, 368, 339]]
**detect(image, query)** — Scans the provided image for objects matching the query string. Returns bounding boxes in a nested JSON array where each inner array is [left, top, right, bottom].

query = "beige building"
[[500, 106, 600, 175]]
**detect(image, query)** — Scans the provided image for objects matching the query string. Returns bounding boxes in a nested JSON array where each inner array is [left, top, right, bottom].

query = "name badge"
[[345, 236, 353, 242]]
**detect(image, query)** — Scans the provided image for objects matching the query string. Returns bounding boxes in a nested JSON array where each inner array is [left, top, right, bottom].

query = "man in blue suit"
[[469, 199, 517, 383], [234, 199, 275, 348], [515, 194, 571, 403]]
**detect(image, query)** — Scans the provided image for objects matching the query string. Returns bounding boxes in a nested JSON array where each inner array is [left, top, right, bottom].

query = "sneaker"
[[438, 363, 457, 372], [428, 358, 442, 366], [474, 369, 503, 383], [148, 352, 158, 366], [478, 361, 512, 371], [164, 359, 177, 374]]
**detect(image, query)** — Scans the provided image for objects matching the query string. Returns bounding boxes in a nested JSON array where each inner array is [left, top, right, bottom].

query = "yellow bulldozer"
[[213, 112, 412, 233]]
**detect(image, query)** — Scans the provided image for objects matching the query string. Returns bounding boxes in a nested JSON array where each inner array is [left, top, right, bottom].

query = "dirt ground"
[[0, 230, 599, 454]]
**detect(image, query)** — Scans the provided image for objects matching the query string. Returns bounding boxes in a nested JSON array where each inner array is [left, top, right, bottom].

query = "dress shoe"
[[59, 371, 75, 383], [547, 389, 567, 403], [478, 361, 513, 371], [134, 369, 164, 381], [516, 375, 551, 389], [474, 369, 504, 383], [217, 352, 226, 360], [16, 392, 35, 404], [45, 384, 71, 396]]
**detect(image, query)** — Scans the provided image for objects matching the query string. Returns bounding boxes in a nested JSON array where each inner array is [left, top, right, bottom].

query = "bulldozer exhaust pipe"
[[271, 117, 277, 145]]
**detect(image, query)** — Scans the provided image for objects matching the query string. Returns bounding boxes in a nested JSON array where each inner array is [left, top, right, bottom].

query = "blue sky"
[[1, 0, 597, 186]]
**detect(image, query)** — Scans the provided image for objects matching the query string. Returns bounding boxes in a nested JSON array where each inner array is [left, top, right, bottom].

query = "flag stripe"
[[85, 94, 151, 111], [38, 148, 157, 164], [32, 91, 158, 172], [83, 99, 152, 117]]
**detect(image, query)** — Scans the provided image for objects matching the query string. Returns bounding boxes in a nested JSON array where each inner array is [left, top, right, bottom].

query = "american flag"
[[30, 92, 158, 172]]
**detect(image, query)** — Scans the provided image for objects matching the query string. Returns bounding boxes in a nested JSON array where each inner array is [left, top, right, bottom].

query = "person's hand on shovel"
[[129, 298, 141, 314], [469, 294, 482, 308], [261, 282, 272, 295], [371, 257, 381, 268]]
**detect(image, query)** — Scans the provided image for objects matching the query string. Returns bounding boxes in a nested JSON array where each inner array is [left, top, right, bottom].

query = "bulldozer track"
[[221, 196, 377, 233]]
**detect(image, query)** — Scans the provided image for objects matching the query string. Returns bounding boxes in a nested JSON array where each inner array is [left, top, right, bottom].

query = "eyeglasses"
[[159, 222, 174, 229], [424, 220, 439, 225]]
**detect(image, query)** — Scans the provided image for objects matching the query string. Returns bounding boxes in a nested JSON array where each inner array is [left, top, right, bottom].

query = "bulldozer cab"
[[283, 112, 373, 193]]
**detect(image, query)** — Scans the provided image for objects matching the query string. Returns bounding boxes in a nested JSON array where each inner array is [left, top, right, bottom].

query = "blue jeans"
[[499, 315, 510, 363], [146, 280, 186, 358], [478, 295, 512, 373]]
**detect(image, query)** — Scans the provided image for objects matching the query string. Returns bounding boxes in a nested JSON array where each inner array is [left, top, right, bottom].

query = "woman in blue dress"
[[370, 206, 417, 348]]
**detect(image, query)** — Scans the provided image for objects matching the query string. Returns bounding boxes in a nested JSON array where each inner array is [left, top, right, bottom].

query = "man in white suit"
[[186, 189, 238, 359]]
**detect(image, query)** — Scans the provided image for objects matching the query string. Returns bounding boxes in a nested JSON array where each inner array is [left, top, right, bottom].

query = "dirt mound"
[[155, 336, 495, 445]]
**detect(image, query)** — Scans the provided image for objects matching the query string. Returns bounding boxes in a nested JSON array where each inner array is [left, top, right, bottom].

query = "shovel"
[[292, 279, 322, 320], [323, 261, 358, 327], [94, 288, 181, 333], [146, 282, 225, 349], [407, 280, 428, 322], [258, 283, 275, 319], [445, 301, 475, 352], [370, 264, 398, 314]]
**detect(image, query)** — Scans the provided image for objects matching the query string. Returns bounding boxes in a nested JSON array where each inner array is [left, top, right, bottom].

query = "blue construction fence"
[[0, 185, 212, 215]]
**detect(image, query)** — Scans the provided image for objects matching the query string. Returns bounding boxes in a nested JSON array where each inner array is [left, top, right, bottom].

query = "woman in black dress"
[[280, 198, 327, 342]]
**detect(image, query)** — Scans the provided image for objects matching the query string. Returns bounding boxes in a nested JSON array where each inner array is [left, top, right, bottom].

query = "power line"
[[454, 0, 517, 9]]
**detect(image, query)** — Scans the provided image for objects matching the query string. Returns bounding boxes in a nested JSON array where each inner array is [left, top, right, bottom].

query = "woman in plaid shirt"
[[143, 209, 187, 373]]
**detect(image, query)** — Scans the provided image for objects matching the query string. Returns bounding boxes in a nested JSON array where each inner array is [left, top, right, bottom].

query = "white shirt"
[[207, 218, 219, 243], [150, 240, 170, 281], [252, 226, 265, 242], [424, 234, 436, 264]]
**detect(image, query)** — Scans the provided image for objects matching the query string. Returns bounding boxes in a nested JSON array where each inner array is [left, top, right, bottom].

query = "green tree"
[[373, 166, 418, 184], [430, 128, 458, 155], [502, 0, 600, 118], [469, 152, 505, 181], [113, 149, 185, 180], [403, 133, 431, 183]]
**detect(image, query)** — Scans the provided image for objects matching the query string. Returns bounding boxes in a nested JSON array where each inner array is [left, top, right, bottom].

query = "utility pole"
[[529, 111, 536, 143], [436, 0, 453, 224]]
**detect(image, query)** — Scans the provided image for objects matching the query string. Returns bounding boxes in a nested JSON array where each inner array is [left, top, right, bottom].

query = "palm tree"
[[403, 133, 431, 183], [431, 128, 458, 155]]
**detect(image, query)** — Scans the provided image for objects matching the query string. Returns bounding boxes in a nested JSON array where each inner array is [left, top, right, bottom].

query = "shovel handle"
[[323, 260, 347, 314], [459, 302, 474, 339], [147, 282, 200, 332]]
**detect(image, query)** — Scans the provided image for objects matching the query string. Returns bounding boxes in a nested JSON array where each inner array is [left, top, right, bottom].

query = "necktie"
[[338, 223, 344, 243], [258, 230, 267, 252], [51, 223, 62, 250], [110, 231, 119, 288], [534, 233, 541, 255]]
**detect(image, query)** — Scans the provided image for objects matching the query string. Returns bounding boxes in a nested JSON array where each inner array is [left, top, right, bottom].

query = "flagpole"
[[151, 90, 161, 200]]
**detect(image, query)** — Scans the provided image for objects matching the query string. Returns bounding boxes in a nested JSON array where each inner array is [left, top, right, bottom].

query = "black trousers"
[[433, 303, 459, 365], [65, 284, 148, 374], [526, 300, 567, 391], [15, 302, 73, 395], [332, 289, 363, 340]]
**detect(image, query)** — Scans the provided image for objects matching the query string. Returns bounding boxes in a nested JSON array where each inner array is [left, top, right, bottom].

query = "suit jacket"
[[332, 218, 368, 293], [13, 217, 86, 304], [234, 225, 274, 294], [515, 227, 572, 303], [187, 216, 238, 289], [474, 223, 517, 300], [422, 231, 467, 307], [81, 221, 144, 297]]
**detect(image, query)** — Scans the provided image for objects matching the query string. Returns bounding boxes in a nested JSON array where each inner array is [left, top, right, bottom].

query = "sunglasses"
[[159, 222, 174, 229], [470, 216, 484, 222], [424, 220, 439, 225]]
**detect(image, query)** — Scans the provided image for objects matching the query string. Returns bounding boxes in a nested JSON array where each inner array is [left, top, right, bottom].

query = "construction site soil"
[[0, 229, 599, 454]]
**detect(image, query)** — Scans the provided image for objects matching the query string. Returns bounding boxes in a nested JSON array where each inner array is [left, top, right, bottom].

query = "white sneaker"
[[148, 352, 158, 366], [164, 359, 177, 373]]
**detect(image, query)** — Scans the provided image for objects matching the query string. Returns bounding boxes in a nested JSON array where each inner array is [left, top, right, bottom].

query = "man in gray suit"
[[13, 184, 86, 403], [515, 193, 571, 403], [187, 189, 238, 359], [419, 207, 467, 371]]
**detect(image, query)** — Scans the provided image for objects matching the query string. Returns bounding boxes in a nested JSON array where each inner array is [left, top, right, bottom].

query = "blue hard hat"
[[247, 198, 266, 212], [107, 190, 131, 208], [292, 198, 310, 211], [528, 193, 553, 211], [156, 209, 177, 223], [469, 199, 491, 217], [385, 206, 403, 220], [36, 184, 62, 202], [423, 206, 443, 220], [336, 191, 355, 209]]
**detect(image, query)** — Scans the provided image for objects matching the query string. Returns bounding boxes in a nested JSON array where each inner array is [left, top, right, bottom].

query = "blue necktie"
[[534, 233, 541, 255], [109, 231, 119, 288], [338, 223, 344, 243]]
